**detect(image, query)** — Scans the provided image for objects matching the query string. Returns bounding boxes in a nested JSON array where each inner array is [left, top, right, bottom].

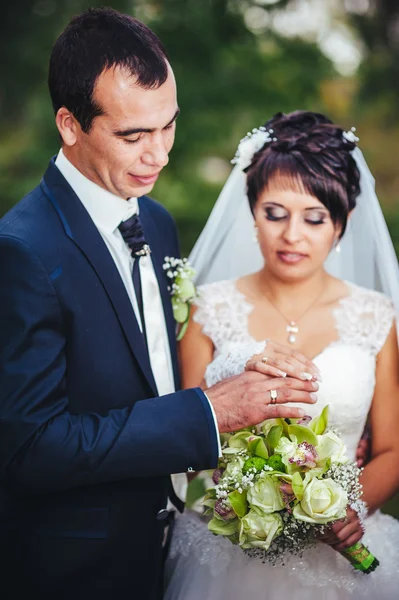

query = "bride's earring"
[[253, 224, 259, 243], [335, 240, 341, 253]]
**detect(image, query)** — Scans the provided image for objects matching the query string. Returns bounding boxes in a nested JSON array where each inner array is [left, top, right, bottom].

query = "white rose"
[[175, 277, 196, 303], [316, 431, 348, 465], [293, 477, 348, 525], [247, 475, 285, 514], [239, 507, 283, 551]]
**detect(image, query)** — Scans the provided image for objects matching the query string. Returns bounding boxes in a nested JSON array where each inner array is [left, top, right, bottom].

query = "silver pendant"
[[287, 321, 299, 344]]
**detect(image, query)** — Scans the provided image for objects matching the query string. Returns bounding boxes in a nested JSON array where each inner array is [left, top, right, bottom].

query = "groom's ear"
[[55, 107, 79, 147]]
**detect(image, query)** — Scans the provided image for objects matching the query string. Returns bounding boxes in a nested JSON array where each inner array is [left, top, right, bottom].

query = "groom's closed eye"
[[123, 122, 176, 145], [113, 108, 180, 143]]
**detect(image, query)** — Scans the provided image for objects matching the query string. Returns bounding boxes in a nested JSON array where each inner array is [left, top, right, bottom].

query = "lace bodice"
[[194, 279, 395, 461]]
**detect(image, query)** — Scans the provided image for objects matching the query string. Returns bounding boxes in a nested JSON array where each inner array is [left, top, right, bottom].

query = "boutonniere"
[[163, 256, 196, 341]]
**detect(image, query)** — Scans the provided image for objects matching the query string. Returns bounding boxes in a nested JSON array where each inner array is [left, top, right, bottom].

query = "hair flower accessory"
[[343, 126, 359, 143], [232, 126, 276, 171], [163, 257, 197, 340]]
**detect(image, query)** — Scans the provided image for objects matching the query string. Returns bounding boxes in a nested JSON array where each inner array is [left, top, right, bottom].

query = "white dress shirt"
[[55, 149, 221, 503]]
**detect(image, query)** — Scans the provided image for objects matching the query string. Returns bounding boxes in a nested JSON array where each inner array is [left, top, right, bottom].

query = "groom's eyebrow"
[[113, 109, 180, 137]]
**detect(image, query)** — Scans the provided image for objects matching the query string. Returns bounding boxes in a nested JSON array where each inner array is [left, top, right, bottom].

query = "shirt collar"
[[55, 148, 138, 234]]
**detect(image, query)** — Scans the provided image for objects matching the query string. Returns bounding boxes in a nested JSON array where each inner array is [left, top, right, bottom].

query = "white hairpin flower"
[[343, 126, 359, 143], [232, 126, 274, 171]]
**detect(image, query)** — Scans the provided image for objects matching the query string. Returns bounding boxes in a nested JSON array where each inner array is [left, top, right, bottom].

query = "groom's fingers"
[[207, 372, 317, 432], [265, 389, 318, 406], [255, 377, 319, 405], [262, 404, 313, 420]]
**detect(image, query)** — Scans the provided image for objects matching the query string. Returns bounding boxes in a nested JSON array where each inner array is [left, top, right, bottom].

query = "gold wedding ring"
[[270, 389, 278, 404], [261, 356, 269, 364]]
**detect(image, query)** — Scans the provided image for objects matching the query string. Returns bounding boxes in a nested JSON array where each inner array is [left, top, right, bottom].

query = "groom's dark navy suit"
[[0, 159, 218, 599]]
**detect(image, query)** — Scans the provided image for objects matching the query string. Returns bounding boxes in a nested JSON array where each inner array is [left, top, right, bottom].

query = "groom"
[[0, 8, 317, 600]]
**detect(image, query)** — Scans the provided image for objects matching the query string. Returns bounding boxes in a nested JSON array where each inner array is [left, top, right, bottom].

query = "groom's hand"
[[205, 371, 318, 433]]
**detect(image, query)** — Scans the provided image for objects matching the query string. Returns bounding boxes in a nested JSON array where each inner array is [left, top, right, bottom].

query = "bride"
[[164, 111, 399, 599]]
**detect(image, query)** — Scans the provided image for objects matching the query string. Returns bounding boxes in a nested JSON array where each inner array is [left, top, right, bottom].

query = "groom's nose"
[[142, 133, 170, 169]]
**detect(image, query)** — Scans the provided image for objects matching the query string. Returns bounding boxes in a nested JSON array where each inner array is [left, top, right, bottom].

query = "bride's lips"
[[277, 251, 308, 264], [129, 172, 160, 186]]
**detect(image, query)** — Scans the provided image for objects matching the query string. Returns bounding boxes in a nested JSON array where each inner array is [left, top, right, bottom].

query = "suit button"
[[156, 508, 170, 521]]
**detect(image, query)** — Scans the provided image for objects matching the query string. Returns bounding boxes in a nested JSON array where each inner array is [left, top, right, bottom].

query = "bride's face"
[[253, 183, 340, 282]]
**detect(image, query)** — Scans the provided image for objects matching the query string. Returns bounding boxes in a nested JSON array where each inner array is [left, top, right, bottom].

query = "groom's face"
[[61, 63, 178, 199]]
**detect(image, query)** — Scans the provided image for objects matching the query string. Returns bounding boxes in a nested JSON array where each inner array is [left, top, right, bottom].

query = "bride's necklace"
[[261, 284, 325, 345]]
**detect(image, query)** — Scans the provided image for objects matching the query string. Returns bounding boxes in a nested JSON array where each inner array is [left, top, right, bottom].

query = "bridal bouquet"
[[204, 406, 379, 574]]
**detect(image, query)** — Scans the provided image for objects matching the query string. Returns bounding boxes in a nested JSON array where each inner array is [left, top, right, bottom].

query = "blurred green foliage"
[[0, 0, 398, 517]]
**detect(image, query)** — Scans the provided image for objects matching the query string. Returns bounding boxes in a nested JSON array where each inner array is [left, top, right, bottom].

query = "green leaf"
[[176, 315, 190, 341], [277, 418, 290, 436], [247, 435, 262, 455], [267, 425, 283, 453], [220, 433, 232, 446], [288, 424, 318, 447], [208, 517, 239, 536], [292, 471, 304, 501], [204, 488, 217, 500], [228, 490, 248, 518], [309, 405, 329, 435], [203, 498, 216, 510], [255, 439, 269, 459]]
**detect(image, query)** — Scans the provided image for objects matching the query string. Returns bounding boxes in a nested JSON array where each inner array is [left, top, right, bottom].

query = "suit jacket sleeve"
[[0, 234, 219, 495]]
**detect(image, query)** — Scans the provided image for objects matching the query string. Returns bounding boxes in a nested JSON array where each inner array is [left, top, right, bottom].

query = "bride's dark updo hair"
[[245, 110, 361, 238]]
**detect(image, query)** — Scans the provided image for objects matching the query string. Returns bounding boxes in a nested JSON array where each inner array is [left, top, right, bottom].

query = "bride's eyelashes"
[[264, 207, 328, 226]]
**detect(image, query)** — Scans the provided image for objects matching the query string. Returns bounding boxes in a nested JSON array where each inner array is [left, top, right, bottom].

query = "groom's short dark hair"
[[48, 7, 169, 133]]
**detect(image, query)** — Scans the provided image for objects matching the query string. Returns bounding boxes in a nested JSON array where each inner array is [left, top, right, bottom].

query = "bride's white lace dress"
[[164, 279, 399, 600]]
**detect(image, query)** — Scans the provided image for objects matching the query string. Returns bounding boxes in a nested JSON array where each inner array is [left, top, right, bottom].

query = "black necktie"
[[118, 214, 151, 344], [119, 215, 184, 515]]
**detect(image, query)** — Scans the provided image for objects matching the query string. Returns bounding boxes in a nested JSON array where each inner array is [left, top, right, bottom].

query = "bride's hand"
[[245, 340, 321, 382], [318, 507, 363, 551]]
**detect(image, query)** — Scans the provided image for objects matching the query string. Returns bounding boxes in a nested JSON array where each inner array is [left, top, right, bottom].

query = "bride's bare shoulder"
[[235, 272, 260, 298]]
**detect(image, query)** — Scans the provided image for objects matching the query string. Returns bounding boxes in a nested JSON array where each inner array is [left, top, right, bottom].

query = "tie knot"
[[119, 213, 151, 257]]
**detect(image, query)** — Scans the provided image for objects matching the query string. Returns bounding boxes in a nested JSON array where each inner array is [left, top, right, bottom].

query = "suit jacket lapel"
[[139, 199, 180, 391], [41, 159, 158, 396]]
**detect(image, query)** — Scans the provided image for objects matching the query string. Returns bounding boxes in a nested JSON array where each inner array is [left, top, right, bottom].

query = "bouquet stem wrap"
[[341, 542, 379, 573]]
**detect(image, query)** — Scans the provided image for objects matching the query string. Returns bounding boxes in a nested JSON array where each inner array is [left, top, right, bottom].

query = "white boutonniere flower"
[[163, 256, 197, 340]]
